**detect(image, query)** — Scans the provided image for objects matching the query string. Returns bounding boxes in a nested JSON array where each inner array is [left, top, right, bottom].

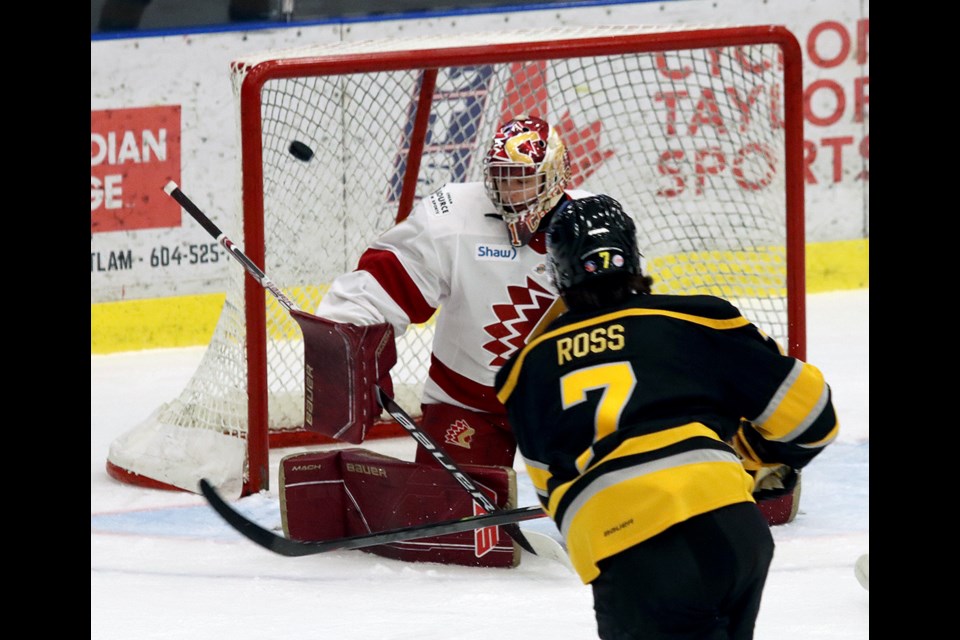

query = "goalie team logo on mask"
[[444, 419, 476, 449]]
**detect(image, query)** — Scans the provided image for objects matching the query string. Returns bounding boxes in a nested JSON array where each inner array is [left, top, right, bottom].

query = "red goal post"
[[106, 24, 806, 498]]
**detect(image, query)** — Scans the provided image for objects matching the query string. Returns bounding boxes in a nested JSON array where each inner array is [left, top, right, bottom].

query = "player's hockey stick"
[[199, 478, 547, 557], [164, 182, 568, 565], [376, 387, 572, 569]]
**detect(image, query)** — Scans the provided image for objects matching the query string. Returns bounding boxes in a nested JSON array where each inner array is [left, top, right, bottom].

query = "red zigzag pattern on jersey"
[[482, 277, 555, 367]]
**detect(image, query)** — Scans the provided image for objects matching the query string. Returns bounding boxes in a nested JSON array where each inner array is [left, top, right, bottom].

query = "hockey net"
[[107, 24, 806, 498]]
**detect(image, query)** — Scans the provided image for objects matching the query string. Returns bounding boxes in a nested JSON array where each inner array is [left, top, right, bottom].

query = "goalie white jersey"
[[317, 181, 592, 414]]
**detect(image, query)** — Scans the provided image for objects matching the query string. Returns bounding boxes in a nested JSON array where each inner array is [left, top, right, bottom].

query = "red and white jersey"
[[317, 181, 593, 414]]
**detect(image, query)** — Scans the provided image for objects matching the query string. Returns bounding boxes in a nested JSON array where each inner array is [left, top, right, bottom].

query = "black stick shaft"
[[376, 386, 538, 555], [163, 181, 300, 313], [199, 479, 545, 557]]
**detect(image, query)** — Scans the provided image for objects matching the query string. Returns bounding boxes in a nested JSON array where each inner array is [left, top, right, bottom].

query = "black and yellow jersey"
[[494, 292, 839, 583]]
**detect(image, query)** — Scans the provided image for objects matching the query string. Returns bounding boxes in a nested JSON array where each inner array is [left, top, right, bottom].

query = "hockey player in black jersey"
[[494, 194, 839, 640]]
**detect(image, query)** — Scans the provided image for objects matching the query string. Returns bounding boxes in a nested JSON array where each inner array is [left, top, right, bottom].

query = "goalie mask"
[[483, 116, 572, 247], [545, 194, 642, 292]]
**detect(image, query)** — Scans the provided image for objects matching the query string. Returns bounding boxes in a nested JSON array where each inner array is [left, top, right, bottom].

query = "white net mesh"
[[107, 25, 802, 496]]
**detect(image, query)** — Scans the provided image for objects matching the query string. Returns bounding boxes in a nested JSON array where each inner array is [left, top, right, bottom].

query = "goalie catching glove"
[[290, 310, 397, 443]]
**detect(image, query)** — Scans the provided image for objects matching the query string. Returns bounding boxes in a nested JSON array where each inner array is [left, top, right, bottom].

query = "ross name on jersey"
[[556, 324, 625, 365]]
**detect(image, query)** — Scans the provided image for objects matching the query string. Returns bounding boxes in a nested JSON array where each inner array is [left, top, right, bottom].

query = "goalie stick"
[[376, 386, 573, 569], [163, 181, 300, 314], [164, 182, 570, 567], [199, 478, 547, 557]]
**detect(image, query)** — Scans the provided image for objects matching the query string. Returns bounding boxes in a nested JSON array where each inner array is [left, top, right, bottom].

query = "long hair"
[[562, 272, 654, 312]]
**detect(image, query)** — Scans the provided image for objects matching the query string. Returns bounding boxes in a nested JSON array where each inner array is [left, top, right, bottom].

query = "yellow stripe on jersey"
[[801, 420, 840, 449], [497, 307, 750, 402], [560, 451, 755, 583], [752, 361, 833, 443], [544, 423, 728, 517]]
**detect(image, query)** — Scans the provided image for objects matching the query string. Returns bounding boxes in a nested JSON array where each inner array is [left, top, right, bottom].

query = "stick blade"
[[199, 479, 316, 557], [522, 530, 574, 573]]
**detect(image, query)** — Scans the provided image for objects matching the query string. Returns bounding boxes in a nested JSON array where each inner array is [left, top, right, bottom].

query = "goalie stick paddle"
[[199, 478, 546, 557], [376, 386, 572, 569]]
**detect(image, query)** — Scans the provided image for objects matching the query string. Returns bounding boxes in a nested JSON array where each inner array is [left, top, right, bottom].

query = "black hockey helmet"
[[545, 194, 642, 292]]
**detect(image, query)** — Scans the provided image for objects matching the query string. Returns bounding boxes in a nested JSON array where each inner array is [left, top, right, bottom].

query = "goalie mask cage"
[[106, 24, 805, 498]]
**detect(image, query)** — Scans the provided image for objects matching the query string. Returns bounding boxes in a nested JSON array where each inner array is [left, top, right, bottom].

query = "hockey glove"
[[729, 419, 778, 471], [750, 464, 799, 500], [750, 464, 801, 526]]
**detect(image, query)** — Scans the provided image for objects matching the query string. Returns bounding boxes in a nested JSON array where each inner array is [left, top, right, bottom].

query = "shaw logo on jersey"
[[476, 244, 518, 260]]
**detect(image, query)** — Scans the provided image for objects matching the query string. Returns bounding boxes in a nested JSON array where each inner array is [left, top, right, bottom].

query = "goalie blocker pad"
[[279, 448, 520, 568], [290, 310, 397, 443]]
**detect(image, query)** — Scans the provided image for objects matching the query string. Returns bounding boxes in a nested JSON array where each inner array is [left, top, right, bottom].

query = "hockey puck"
[[289, 140, 314, 162]]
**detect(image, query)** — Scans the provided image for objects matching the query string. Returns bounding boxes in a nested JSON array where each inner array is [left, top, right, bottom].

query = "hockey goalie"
[[283, 115, 587, 567]]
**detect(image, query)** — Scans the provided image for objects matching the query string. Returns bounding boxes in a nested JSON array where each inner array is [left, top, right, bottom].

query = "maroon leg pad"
[[279, 450, 349, 541], [279, 448, 519, 568]]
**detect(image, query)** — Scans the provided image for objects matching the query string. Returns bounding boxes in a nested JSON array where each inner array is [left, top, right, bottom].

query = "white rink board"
[[91, 0, 868, 303]]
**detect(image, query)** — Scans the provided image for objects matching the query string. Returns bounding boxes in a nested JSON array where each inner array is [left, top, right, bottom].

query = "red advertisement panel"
[[91, 106, 182, 233]]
